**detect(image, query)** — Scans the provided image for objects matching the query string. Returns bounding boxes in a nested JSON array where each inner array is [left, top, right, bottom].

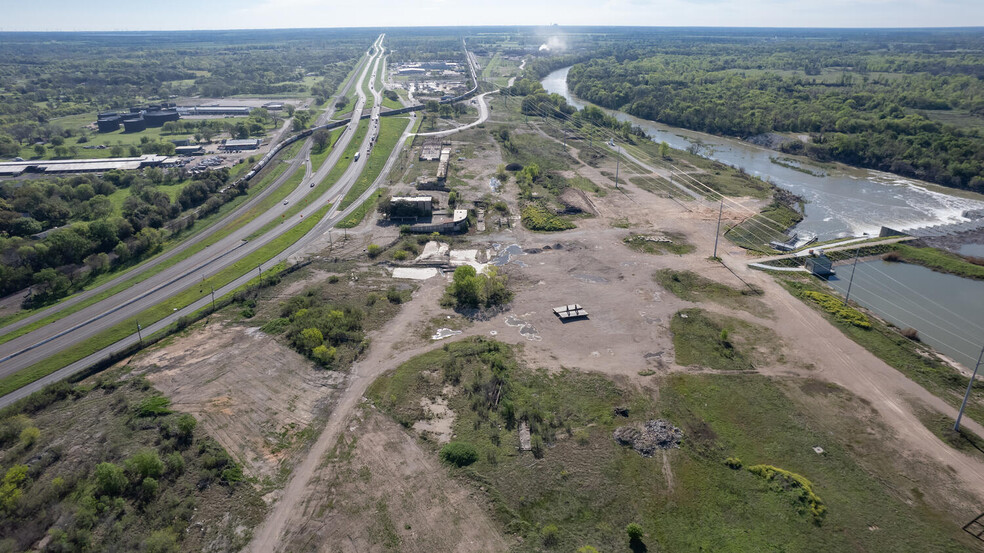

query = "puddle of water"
[[505, 315, 541, 341], [431, 328, 462, 340], [492, 244, 525, 267], [574, 273, 609, 284]]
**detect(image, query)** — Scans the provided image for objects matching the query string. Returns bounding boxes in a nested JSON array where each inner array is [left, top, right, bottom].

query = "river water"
[[542, 67, 984, 240], [542, 67, 984, 368], [826, 260, 984, 370]]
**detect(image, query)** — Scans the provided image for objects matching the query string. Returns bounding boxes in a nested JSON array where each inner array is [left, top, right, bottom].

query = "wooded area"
[[561, 29, 984, 190]]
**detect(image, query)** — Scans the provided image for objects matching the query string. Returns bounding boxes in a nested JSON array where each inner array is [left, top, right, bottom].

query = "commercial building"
[[174, 145, 205, 156]]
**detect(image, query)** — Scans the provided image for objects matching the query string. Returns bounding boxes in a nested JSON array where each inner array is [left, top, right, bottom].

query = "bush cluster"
[[800, 290, 871, 329], [521, 203, 575, 232]]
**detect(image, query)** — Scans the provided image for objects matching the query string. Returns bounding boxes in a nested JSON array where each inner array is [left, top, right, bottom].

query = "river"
[[542, 67, 984, 241], [542, 66, 984, 369]]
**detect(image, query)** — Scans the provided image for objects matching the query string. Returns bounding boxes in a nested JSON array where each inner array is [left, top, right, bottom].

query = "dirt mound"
[[614, 419, 683, 456]]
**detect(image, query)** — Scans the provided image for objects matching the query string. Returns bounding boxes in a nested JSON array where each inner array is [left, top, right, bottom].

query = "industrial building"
[[405, 209, 469, 234], [174, 145, 205, 156], [0, 155, 167, 176], [177, 106, 252, 117], [436, 147, 451, 181], [219, 139, 261, 151], [388, 196, 434, 218], [805, 254, 835, 277]]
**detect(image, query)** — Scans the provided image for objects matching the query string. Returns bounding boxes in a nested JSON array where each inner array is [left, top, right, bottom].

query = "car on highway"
[[283, 200, 289, 205]]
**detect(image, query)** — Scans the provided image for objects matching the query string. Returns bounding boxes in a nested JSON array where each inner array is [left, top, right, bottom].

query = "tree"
[[0, 465, 28, 513], [313, 129, 330, 152], [312, 344, 337, 365], [285, 104, 296, 117], [541, 524, 559, 546], [94, 462, 127, 496], [126, 449, 164, 480], [33, 144, 46, 157], [176, 413, 197, 445], [659, 141, 670, 159], [300, 327, 324, 351]]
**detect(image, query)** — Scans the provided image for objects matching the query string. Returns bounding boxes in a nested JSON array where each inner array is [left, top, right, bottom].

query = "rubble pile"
[[613, 419, 682, 457]]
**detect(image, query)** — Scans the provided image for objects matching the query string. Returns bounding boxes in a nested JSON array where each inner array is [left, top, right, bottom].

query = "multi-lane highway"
[[0, 35, 411, 407]]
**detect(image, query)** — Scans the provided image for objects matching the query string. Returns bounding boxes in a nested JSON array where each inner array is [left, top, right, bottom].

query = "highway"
[[0, 35, 401, 405]]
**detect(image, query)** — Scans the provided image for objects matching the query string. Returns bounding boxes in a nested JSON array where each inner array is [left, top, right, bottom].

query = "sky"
[[2, 0, 983, 31]]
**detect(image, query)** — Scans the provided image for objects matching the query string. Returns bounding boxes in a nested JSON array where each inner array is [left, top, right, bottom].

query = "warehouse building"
[[219, 138, 261, 151], [0, 155, 167, 176]]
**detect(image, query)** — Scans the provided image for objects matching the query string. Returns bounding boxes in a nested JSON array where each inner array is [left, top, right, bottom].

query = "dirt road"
[[245, 279, 450, 552]]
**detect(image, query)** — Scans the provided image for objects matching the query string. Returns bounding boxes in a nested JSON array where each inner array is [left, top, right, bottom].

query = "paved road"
[[0, 35, 388, 396], [0, 49, 371, 343]]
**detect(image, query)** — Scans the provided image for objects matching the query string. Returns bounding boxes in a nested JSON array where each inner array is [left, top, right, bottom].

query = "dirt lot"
[[132, 321, 345, 495]]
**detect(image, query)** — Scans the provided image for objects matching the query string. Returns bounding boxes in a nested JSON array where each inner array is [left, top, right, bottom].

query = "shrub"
[[521, 203, 575, 232], [577, 547, 599, 553], [140, 477, 159, 500], [747, 464, 827, 524], [94, 462, 127, 496], [19, 426, 40, 448], [241, 306, 255, 318], [143, 529, 179, 553], [126, 449, 164, 480], [724, 456, 743, 469], [626, 522, 644, 541], [367, 244, 382, 258], [901, 327, 920, 341], [393, 250, 409, 261], [176, 413, 197, 444], [439, 441, 479, 467], [541, 524, 560, 546], [221, 463, 244, 484], [165, 452, 185, 475], [386, 287, 404, 304], [800, 290, 871, 329]]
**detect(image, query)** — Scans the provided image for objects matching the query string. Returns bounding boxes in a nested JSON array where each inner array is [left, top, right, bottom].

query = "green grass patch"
[[568, 175, 607, 197], [654, 269, 770, 317], [0, 204, 331, 397], [670, 308, 755, 371], [338, 117, 407, 210], [886, 244, 984, 280]]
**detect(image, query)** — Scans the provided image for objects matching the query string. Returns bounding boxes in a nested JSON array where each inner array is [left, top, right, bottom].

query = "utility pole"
[[136, 322, 143, 343], [844, 247, 861, 305], [955, 343, 984, 431], [614, 145, 620, 189], [713, 198, 723, 259], [257, 264, 261, 278], [210, 285, 215, 311]]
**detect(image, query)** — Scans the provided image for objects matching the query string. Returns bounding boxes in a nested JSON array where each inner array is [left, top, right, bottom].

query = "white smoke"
[[538, 35, 568, 53]]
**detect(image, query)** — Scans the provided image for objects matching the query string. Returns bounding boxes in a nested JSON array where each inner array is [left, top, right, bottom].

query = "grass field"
[[0, 203, 332, 397], [368, 338, 974, 552]]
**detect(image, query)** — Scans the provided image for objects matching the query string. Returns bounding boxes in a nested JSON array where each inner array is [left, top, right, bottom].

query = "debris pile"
[[613, 419, 682, 456]]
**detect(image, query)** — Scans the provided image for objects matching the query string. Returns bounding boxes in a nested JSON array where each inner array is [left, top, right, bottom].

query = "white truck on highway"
[[353, 151, 361, 162]]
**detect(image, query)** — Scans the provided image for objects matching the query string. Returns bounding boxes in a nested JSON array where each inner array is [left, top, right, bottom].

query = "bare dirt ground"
[[282, 409, 508, 553], [233, 98, 984, 547], [131, 321, 345, 493]]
